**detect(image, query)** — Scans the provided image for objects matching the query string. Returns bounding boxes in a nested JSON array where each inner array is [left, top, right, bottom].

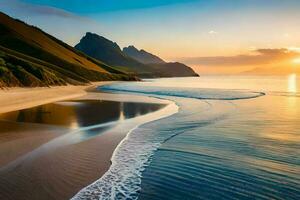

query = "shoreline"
[[0, 82, 113, 114], [0, 81, 179, 200]]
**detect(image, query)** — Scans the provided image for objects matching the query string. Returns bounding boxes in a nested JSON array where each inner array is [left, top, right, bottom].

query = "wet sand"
[[0, 121, 65, 167], [0, 85, 175, 200], [0, 82, 111, 114]]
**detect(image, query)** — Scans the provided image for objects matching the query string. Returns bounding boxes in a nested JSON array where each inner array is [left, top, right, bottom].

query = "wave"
[[72, 82, 265, 200], [71, 93, 236, 199], [71, 99, 179, 200], [100, 83, 265, 100]]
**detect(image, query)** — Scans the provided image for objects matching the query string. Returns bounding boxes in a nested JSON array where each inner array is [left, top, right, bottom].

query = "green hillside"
[[0, 12, 137, 88]]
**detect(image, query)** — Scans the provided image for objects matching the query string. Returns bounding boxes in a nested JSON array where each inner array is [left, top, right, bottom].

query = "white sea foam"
[[72, 82, 265, 200], [71, 101, 179, 200], [72, 129, 161, 199]]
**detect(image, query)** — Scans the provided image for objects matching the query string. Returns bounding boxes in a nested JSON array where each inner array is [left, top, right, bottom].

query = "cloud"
[[180, 48, 300, 67], [0, 0, 85, 20], [288, 47, 300, 53], [0, 0, 102, 45], [208, 30, 217, 35]]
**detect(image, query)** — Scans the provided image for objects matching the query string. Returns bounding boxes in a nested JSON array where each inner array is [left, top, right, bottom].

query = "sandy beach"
[[0, 82, 114, 114], [0, 82, 177, 200]]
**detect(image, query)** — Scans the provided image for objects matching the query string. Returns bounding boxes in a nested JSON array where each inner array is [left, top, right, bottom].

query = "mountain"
[[75, 33, 154, 77], [75, 33, 199, 78], [0, 12, 137, 88], [123, 45, 165, 64], [150, 62, 199, 77], [123, 45, 199, 77]]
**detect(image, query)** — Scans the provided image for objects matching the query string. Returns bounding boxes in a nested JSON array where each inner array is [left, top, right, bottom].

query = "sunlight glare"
[[119, 102, 125, 121], [288, 74, 297, 93], [292, 58, 300, 64]]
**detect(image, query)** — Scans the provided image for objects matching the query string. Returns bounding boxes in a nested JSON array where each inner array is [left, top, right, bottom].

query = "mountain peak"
[[75, 32, 198, 78], [79, 32, 121, 51], [75, 33, 153, 74], [85, 32, 95, 36], [75, 32, 122, 57], [123, 45, 165, 64], [126, 45, 138, 50], [0, 13, 135, 87], [84, 32, 108, 41]]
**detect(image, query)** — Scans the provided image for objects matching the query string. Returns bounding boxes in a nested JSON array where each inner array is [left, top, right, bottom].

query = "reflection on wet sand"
[[0, 100, 166, 169], [0, 100, 166, 128], [0, 99, 166, 200]]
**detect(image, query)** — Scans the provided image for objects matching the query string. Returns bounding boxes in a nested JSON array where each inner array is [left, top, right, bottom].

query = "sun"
[[292, 58, 300, 64]]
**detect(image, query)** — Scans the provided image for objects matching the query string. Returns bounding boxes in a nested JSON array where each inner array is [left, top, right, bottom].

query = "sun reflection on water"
[[119, 102, 125, 121], [288, 74, 297, 93], [70, 120, 79, 129]]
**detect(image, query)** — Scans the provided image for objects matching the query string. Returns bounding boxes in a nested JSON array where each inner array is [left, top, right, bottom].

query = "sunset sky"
[[1, 0, 300, 74]]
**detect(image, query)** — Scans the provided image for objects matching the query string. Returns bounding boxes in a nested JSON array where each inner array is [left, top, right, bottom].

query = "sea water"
[[73, 75, 300, 200]]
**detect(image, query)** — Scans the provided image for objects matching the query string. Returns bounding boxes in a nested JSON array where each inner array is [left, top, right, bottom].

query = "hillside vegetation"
[[0, 12, 137, 87]]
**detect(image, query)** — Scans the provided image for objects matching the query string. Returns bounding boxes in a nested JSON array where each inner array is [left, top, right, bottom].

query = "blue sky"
[[1, 0, 300, 74], [21, 0, 198, 13]]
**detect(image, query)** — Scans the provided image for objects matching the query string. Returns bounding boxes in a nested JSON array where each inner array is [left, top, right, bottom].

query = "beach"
[[0, 82, 110, 114], [1, 77, 299, 200], [0, 82, 177, 200]]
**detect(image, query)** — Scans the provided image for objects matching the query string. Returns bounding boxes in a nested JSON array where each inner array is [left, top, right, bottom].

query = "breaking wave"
[[72, 81, 265, 200]]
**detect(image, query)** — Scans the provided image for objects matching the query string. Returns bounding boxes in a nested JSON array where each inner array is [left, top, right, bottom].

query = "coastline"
[[0, 82, 113, 114], [0, 82, 179, 200]]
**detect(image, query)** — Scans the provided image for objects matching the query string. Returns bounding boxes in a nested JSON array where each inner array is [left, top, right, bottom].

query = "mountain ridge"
[[123, 45, 165, 64], [75, 32, 155, 77], [0, 12, 137, 88], [123, 45, 199, 77], [75, 33, 199, 78]]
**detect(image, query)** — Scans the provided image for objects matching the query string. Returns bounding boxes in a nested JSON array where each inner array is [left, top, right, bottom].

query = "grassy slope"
[[0, 12, 137, 87]]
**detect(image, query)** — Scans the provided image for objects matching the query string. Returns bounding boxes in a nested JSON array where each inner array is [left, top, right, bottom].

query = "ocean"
[[73, 75, 300, 200]]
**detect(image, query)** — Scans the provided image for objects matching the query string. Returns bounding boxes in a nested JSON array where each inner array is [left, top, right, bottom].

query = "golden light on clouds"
[[292, 58, 300, 64], [288, 47, 300, 52]]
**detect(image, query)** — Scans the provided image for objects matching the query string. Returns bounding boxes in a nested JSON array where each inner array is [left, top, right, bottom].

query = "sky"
[[1, 0, 300, 74]]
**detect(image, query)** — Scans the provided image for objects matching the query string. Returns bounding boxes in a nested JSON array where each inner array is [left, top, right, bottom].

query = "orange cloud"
[[180, 48, 300, 67]]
